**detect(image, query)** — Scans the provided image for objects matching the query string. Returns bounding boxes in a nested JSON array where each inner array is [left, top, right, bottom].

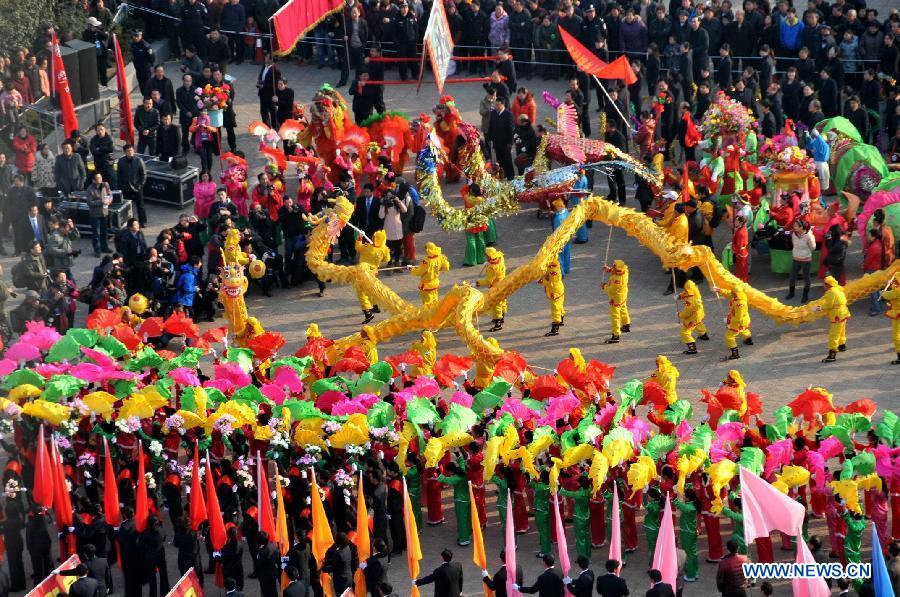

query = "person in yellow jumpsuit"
[[665, 203, 690, 294], [409, 330, 437, 376], [540, 260, 565, 336], [678, 280, 709, 354], [713, 285, 752, 360], [720, 369, 748, 419], [472, 337, 500, 388], [649, 355, 680, 404], [360, 325, 379, 365], [410, 242, 450, 306], [476, 247, 507, 331], [881, 277, 900, 364], [820, 275, 850, 362], [356, 230, 391, 323], [601, 259, 630, 344]]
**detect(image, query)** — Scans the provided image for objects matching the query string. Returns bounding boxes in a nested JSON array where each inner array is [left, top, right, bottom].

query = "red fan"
[[163, 312, 200, 339], [87, 307, 121, 331], [841, 399, 877, 418], [157, 349, 178, 361], [260, 146, 287, 172], [333, 345, 370, 375], [248, 332, 286, 361], [744, 391, 763, 419], [788, 389, 835, 422], [247, 120, 271, 136], [492, 350, 529, 384], [385, 351, 424, 375], [432, 354, 473, 387], [220, 152, 247, 166], [641, 381, 670, 413], [111, 324, 141, 351], [278, 119, 307, 140], [192, 337, 212, 353], [295, 337, 334, 363], [202, 327, 229, 345], [700, 387, 745, 429], [528, 374, 568, 401], [137, 317, 164, 339]]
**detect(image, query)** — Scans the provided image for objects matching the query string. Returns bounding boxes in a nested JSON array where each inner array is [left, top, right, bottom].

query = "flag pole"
[[591, 74, 633, 132], [340, 9, 352, 81]]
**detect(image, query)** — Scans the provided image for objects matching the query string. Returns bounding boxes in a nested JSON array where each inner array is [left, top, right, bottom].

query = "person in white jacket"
[[785, 219, 817, 304]]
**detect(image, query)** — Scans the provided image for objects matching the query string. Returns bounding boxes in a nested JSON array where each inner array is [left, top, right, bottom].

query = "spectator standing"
[[0, 153, 13, 255], [117, 145, 148, 226], [786, 219, 816, 304], [462, 2, 490, 75], [87, 172, 113, 257], [256, 52, 282, 126], [508, 0, 533, 79], [189, 109, 219, 173], [378, 190, 409, 266], [130, 30, 155, 95], [11, 126, 36, 182], [621, 10, 649, 63], [54, 141, 87, 197], [173, 256, 201, 315], [44, 217, 80, 280], [89, 124, 116, 186], [204, 30, 232, 73], [715, 540, 748, 597], [180, 0, 208, 57], [394, 3, 419, 81], [134, 96, 161, 156], [489, 5, 510, 55], [347, 7, 368, 73], [157, 113, 181, 161], [488, 96, 515, 181], [31, 144, 55, 196], [145, 65, 176, 108], [9, 178, 39, 254], [83, 18, 110, 86], [273, 78, 295, 129], [220, 0, 247, 64]]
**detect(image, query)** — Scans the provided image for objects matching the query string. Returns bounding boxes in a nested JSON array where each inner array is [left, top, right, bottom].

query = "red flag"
[[189, 443, 207, 531], [681, 163, 690, 203], [205, 458, 228, 588], [272, 0, 343, 56], [557, 26, 608, 77], [684, 112, 701, 148], [256, 452, 277, 539], [33, 425, 54, 509], [50, 30, 79, 137], [596, 55, 638, 86], [51, 442, 76, 557], [135, 444, 149, 532], [112, 34, 134, 145], [103, 439, 121, 528]]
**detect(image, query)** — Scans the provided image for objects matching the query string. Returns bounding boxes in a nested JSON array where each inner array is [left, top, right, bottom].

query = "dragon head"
[[219, 250, 246, 299]]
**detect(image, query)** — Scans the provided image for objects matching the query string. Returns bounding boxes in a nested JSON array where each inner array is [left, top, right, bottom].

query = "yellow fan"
[[119, 395, 155, 420], [857, 473, 882, 493], [83, 391, 117, 418], [627, 455, 658, 497], [174, 410, 206, 430], [562, 444, 595, 469], [253, 424, 274, 441], [590, 451, 609, 496], [22, 400, 72, 426], [483, 436, 503, 484], [706, 459, 737, 497], [424, 437, 445, 469], [8, 384, 41, 404], [603, 438, 632, 468], [293, 428, 327, 451], [830, 479, 861, 514], [134, 386, 168, 410]]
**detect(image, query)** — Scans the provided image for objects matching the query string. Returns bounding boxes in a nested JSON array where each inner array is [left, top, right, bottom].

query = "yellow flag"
[[469, 481, 494, 597], [404, 477, 422, 597], [274, 467, 290, 592], [310, 471, 335, 597], [354, 474, 370, 597]]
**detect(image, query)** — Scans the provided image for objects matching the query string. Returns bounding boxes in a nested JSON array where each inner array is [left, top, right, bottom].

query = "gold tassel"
[[599, 112, 607, 137]]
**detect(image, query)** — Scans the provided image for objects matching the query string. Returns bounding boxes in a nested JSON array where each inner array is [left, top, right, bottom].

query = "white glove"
[[212, 551, 222, 558], [512, 584, 520, 591], [482, 570, 489, 578], [563, 576, 572, 584], [411, 579, 417, 586], [281, 562, 287, 570], [359, 562, 367, 570], [68, 526, 75, 532]]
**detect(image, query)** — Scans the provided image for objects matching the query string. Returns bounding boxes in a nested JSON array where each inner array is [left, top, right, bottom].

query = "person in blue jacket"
[[551, 199, 572, 275], [571, 168, 591, 244], [172, 255, 201, 315]]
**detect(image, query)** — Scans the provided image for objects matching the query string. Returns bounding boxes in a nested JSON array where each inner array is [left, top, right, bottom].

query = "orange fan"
[[202, 327, 229, 345], [248, 331, 286, 361], [295, 336, 334, 363], [385, 351, 424, 375], [337, 125, 370, 156], [492, 350, 529, 384], [841, 399, 877, 418], [260, 146, 287, 172], [278, 118, 306, 140], [333, 345, 370, 375], [157, 349, 178, 361], [163, 312, 200, 339], [247, 120, 271, 136], [641, 381, 670, 413], [221, 152, 247, 166], [137, 317, 164, 339], [528, 374, 568, 401], [432, 354, 473, 387], [111, 324, 142, 351], [788, 389, 835, 422], [87, 307, 121, 331]]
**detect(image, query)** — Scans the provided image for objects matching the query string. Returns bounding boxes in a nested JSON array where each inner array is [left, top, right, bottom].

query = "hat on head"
[[132, 29, 143, 36], [584, 4, 596, 11], [87, 17, 102, 27], [25, 290, 39, 300]]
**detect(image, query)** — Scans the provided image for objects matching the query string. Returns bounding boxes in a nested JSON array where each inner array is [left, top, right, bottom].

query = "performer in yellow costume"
[[714, 285, 752, 360], [881, 277, 900, 364], [720, 369, 748, 418], [678, 280, 709, 354], [409, 330, 437, 376], [473, 338, 500, 388], [356, 230, 391, 323], [649, 355, 679, 404], [601, 260, 630, 344], [540, 260, 565, 337], [476, 247, 507, 331], [361, 325, 379, 365], [410, 242, 450, 306], [820, 275, 850, 362]]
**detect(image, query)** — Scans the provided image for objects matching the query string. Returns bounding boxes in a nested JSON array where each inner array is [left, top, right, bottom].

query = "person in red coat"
[[732, 214, 749, 282], [465, 442, 487, 527], [251, 171, 283, 222], [11, 126, 36, 178]]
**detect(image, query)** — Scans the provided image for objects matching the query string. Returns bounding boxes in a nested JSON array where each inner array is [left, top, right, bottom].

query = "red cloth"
[[623, 490, 641, 551], [11, 134, 36, 174], [113, 35, 134, 145], [590, 496, 606, 547], [755, 536, 774, 563], [50, 31, 79, 137], [251, 185, 284, 221], [512, 95, 537, 125], [272, 0, 344, 56], [732, 225, 749, 282], [425, 467, 444, 524], [863, 238, 884, 272]]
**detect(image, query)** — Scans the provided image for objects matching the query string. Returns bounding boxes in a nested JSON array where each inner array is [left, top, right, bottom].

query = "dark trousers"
[[492, 142, 514, 180], [260, 102, 276, 127], [196, 141, 216, 173], [349, 46, 364, 72], [606, 171, 626, 205], [511, 45, 532, 78], [788, 259, 812, 297], [259, 577, 279, 597], [137, 134, 156, 156], [179, 122, 192, 153], [666, 268, 687, 291], [338, 227, 356, 261], [145, 561, 170, 597], [90, 216, 110, 253], [124, 189, 147, 226], [387, 238, 403, 263], [397, 42, 416, 80], [30, 551, 52, 586], [220, 126, 237, 152], [226, 33, 244, 62], [284, 235, 305, 284]]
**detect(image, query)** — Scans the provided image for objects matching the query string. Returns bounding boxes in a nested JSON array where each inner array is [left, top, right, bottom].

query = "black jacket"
[[645, 582, 675, 597], [144, 75, 176, 107], [483, 564, 523, 597], [67, 576, 99, 597], [257, 65, 282, 101], [176, 85, 197, 125], [520, 567, 564, 597], [488, 108, 515, 148], [221, 540, 245, 583], [364, 552, 389, 597], [352, 195, 383, 238], [596, 572, 630, 597], [83, 556, 111, 597], [89, 134, 115, 167], [283, 579, 307, 597], [157, 125, 181, 160], [567, 569, 595, 597], [133, 106, 161, 137], [115, 156, 147, 194], [416, 561, 463, 597], [321, 544, 356, 595]]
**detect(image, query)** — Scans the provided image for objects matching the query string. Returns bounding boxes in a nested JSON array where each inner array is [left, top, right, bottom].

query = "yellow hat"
[[725, 369, 745, 387], [824, 275, 838, 288], [128, 293, 149, 315], [613, 259, 626, 269], [485, 247, 503, 262], [306, 323, 321, 339], [426, 242, 441, 257], [248, 259, 267, 279], [373, 229, 387, 247]]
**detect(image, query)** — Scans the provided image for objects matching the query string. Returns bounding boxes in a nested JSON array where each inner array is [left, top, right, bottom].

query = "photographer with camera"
[[9, 290, 49, 335], [147, 246, 174, 301], [13, 241, 50, 293], [54, 141, 87, 197], [378, 190, 410, 267], [42, 271, 78, 332], [251, 172, 283, 222], [44, 217, 81, 281]]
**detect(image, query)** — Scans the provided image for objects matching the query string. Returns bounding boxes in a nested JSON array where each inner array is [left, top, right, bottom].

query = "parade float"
[[698, 92, 758, 205]]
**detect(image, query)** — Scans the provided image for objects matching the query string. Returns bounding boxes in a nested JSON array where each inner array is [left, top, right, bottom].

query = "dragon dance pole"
[[591, 74, 634, 132]]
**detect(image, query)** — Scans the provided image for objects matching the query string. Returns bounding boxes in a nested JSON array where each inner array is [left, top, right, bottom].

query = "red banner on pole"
[[50, 31, 80, 136], [271, 0, 343, 57], [557, 26, 638, 85], [25, 555, 80, 597], [113, 34, 135, 145], [165, 568, 204, 597]]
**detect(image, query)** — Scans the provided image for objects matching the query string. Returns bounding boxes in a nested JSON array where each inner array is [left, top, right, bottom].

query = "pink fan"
[[875, 445, 893, 479], [70, 362, 107, 383], [271, 366, 304, 394], [392, 390, 414, 412], [817, 436, 844, 460], [169, 367, 201, 387], [0, 359, 17, 376], [355, 394, 380, 410], [20, 321, 61, 350], [714, 422, 746, 444], [709, 445, 730, 463], [6, 342, 42, 363], [764, 439, 794, 478], [332, 400, 368, 416], [316, 390, 347, 414], [595, 402, 617, 429], [410, 376, 440, 398], [203, 378, 235, 394], [806, 451, 826, 490], [499, 398, 537, 422], [81, 347, 116, 368], [545, 391, 580, 424], [260, 383, 286, 404], [34, 363, 70, 377], [622, 417, 651, 445], [213, 362, 252, 388], [449, 391, 473, 408], [675, 420, 693, 441]]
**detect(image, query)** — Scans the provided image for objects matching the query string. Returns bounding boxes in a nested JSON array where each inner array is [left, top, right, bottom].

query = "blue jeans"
[[865, 269, 886, 314], [314, 29, 334, 67], [284, 235, 306, 282], [90, 216, 109, 253]]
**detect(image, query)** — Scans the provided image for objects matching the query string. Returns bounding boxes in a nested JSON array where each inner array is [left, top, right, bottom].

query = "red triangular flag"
[[51, 443, 73, 528], [557, 25, 608, 76], [103, 439, 121, 528], [112, 34, 134, 145], [189, 443, 208, 531], [681, 163, 691, 203], [256, 452, 277, 539], [32, 426, 54, 509], [134, 444, 149, 532], [205, 457, 228, 588], [684, 112, 702, 148], [50, 30, 79, 137]]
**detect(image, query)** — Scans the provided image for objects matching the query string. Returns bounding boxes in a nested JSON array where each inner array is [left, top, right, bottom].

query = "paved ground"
[[3, 55, 895, 596]]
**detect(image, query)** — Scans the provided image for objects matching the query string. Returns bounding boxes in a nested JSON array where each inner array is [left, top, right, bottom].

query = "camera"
[[70, 249, 82, 258]]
